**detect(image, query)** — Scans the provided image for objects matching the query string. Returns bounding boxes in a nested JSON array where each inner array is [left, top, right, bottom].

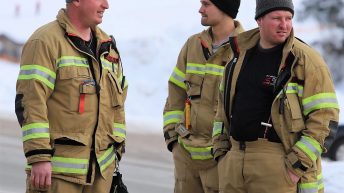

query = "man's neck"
[[66, 9, 92, 41], [211, 19, 235, 45]]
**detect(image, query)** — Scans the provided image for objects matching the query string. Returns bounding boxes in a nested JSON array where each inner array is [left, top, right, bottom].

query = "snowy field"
[[0, 1, 343, 192]]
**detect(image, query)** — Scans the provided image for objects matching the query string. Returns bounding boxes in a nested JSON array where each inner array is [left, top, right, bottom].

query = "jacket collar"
[[237, 27, 295, 53], [199, 20, 245, 49], [56, 9, 111, 43]]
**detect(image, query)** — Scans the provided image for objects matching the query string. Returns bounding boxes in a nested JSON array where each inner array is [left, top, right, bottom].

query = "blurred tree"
[[297, 0, 344, 83]]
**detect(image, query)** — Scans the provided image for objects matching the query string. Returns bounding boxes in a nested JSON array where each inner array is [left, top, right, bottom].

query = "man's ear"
[[72, 0, 81, 6], [256, 18, 262, 27]]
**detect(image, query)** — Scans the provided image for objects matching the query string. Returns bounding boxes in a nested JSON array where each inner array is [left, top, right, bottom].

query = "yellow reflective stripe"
[[169, 67, 186, 89], [56, 56, 88, 68], [18, 65, 56, 90], [302, 93, 339, 115], [286, 83, 304, 97], [186, 63, 205, 75], [219, 81, 224, 92], [317, 173, 324, 190], [52, 156, 88, 174], [113, 123, 126, 139], [163, 110, 183, 126], [212, 122, 223, 137], [205, 64, 224, 76], [178, 138, 213, 160], [98, 146, 116, 172], [100, 57, 114, 71], [21, 123, 50, 141], [295, 136, 322, 161], [298, 182, 318, 193]]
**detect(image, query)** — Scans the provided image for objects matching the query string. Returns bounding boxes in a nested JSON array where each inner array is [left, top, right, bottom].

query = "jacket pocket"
[[185, 74, 203, 98], [100, 133, 123, 151], [51, 135, 89, 159], [58, 66, 91, 80], [107, 71, 124, 108], [51, 134, 88, 147], [286, 93, 305, 133]]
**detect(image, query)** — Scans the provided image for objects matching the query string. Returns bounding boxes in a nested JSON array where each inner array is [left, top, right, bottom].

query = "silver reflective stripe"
[[99, 150, 115, 169], [303, 98, 338, 112], [170, 71, 185, 83], [22, 128, 49, 137], [186, 65, 205, 74], [298, 182, 318, 193], [20, 69, 56, 85], [163, 111, 183, 127], [212, 122, 223, 137], [286, 84, 304, 96], [53, 161, 87, 170], [300, 137, 321, 157], [56, 58, 88, 68], [98, 147, 116, 172], [298, 188, 318, 193], [101, 58, 113, 71], [205, 65, 224, 76], [190, 151, 212, 158]]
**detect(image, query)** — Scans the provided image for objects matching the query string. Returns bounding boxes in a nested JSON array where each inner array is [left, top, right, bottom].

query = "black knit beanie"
[[210, 0, 241, 19], [255, 0, 294, 19]]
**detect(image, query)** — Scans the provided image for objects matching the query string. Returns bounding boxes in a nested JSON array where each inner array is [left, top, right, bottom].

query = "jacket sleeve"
[[212, 75, 231, 161], [112, 61, 128, 160], [15, 39, 56, 165], [163, 41, 189, 152], [285, 51, 340, 177]]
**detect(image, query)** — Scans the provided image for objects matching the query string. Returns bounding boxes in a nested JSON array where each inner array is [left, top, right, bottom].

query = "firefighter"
[[212, 0, 340, 193], [15, 0, 128, 192], [163, 0, 243, 192]]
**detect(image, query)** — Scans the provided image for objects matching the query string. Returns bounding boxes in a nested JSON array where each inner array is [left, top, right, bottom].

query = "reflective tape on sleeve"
[[169, 67, 186, 89], [113, 123, 126, 139], [295, 136, 322, 161], [163, 110, 184, 127], [98, 146, 116, 172], [302, 93, 339, 115], [178, 138, 213, 160], [18, 65, 56, 90], [298, 182, 318, 193], [21, 122, 50, 141]]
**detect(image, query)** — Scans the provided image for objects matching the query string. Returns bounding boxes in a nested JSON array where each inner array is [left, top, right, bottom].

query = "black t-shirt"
[[230, 43, 283, 141]]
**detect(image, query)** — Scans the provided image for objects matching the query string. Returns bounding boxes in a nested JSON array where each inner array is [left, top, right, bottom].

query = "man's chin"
[[201, 21, 209, 27]]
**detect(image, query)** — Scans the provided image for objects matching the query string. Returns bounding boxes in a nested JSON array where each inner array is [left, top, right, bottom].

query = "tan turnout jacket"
[[163, 21, 244, 160], [212, 28, 339, 192], [15, 9, 127, 184]]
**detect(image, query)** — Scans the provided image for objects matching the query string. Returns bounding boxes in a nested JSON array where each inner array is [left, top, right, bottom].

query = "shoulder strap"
[[110, 35, 126, 90], [273, 52, 296, 98], [199, 38, 211, 60]]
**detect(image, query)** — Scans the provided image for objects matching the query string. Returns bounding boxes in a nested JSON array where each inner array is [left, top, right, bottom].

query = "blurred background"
[[0, 0, 343, 193]]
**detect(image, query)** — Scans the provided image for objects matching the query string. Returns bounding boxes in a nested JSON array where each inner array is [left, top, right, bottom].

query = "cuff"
[[285, 151, 308, 178]]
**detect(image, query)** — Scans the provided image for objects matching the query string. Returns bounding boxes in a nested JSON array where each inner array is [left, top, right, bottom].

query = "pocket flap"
[[59, 67, 90, 80], [51, 134, 88, 146], [185, 74, 203, 97], [108, 72, 123, 94]]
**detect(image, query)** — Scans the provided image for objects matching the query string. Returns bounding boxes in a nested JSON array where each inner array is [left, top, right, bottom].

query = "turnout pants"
[[172, 143, 219, 193], [218, 138, 297, 193], [26, 163, 114, 193]]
